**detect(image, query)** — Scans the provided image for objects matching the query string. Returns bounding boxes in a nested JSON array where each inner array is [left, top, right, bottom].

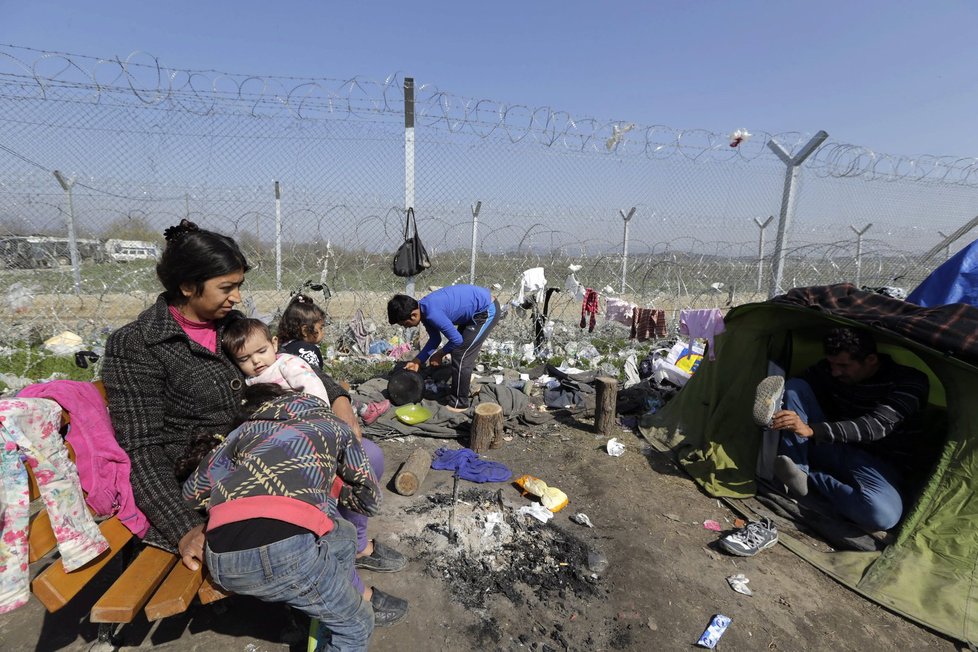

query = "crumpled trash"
[[571, 513, 594, 528], [519, 503, 554, 523], [606, 438, 625, 457], [726, 573, 753, 596], [43, 331, 84, 356], [703, 519, 722, 532], [514, 474, 569, 512]]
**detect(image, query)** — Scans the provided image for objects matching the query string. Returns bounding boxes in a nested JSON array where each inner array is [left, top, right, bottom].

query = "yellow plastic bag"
[[514, 474, 569, 513]]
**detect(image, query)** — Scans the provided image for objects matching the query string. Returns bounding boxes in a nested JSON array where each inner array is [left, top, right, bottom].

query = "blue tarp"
[[908, 238, 978, 307]]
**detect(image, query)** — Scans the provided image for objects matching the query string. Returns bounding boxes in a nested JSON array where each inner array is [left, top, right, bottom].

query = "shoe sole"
[[719, 535, 779, 557], [355, 559, 408, 573], [752, 376, 785, 427]]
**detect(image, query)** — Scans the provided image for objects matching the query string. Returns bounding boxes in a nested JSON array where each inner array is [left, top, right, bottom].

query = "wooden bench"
[[24, 381, 230, 648]]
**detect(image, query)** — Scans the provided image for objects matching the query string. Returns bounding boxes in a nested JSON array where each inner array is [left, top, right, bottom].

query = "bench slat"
[[31, 516, 132, 612], [144, 562, 203, 621], [28, 510, 57, 562], [90, 546, 177, 623], [197, 572, 232, 605]]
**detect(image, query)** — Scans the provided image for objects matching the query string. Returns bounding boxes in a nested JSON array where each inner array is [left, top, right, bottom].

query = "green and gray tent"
[[641, 284, 978, 645]]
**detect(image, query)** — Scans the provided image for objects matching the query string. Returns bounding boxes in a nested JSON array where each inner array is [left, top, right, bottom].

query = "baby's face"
[[234, 331, 278, 377]]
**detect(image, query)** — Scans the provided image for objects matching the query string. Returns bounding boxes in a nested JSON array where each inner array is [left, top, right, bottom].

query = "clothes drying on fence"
[[580, 289, 599, 332], [564, 273, 586, 302], [606, 297, 637, 326], [679, 308, 727, 360], [631, 307, 667, 341], [18, 380, 149, 537], [517, 267, 548, 305], [0, 397, 109, 614]]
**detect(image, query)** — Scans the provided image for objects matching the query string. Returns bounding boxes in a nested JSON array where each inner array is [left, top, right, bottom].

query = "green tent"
[[641, 285, 978, 645]]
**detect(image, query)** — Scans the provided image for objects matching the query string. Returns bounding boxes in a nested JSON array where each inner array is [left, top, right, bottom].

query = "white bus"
[[104, 239, 161, 262]]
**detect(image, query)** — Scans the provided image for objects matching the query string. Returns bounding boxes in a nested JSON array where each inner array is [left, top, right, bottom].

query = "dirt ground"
[[0, 411, 962, 652]]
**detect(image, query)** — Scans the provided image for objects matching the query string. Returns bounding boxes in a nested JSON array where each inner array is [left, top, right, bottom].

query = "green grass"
[[0, 346, 97, 393]]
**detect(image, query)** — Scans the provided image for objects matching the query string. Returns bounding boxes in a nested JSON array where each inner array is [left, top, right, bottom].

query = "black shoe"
[[370, 588, 408, 627], [355, 541, 407, 573]]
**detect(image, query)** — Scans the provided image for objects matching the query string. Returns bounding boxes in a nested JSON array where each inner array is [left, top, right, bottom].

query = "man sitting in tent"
[[754, 327, 929, 532]]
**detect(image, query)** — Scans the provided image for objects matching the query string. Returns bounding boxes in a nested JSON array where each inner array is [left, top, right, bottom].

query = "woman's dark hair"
[[278, 293, 327, 342], [222, 318, 273, 357], [174, 383, 293, 481], [387, 294, 419, 324], [157, 219, 251, 304], [823, 327, 877, 361]]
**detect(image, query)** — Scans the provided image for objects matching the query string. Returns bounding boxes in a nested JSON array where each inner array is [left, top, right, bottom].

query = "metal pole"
[[753, 215, 774, 293], [404, 77, 416, 297], [469, 201, 481, 284], [53, 170, 82, 295], [620, 207, 636, 294], [850, 223, 872, 287], [274, 181, 282, 291], [767, 130, 829, 298], [937, 231, 950, 261]]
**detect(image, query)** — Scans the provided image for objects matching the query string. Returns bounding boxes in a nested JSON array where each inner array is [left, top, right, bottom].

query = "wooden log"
[[471, 402, 503, 454], [393, 448, 433, 496], [594, 376, 618, 435]]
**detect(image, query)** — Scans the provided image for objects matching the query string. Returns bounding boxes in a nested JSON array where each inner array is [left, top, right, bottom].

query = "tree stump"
[[393, 448, 432, 496], [471, 402, 503, 453], [594, 376, 618, 435]]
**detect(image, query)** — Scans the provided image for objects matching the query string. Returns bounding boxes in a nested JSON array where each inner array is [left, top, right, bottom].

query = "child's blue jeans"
[[205, 518, 372, 652]]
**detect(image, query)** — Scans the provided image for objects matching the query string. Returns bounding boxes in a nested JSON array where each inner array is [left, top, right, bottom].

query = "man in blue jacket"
[[388, 285, 499, 411]]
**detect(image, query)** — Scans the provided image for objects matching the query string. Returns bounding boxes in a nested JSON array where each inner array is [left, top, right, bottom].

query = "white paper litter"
[[606, 438, 625, 457], [726, 573, 753, 596], [571, 513, 594, 528], [518, 503, 554, 523]]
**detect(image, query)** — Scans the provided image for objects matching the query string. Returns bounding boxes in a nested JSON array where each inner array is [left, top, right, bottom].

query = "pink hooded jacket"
[[19, 380, 149, 537]]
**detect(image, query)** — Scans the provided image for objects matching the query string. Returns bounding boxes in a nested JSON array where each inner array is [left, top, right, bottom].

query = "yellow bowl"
[[394, 403, 433, 425]]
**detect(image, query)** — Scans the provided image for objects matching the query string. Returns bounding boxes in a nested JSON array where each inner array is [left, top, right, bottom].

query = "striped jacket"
[[182, 394, 379, 533], [803, 354, 929, 446]]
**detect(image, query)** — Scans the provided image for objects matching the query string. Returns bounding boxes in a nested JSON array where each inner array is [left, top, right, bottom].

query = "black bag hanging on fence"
[[392, 207, 432, 277]]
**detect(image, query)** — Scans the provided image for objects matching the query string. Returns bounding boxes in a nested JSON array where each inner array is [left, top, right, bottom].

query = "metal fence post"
[[274, 181, 282, 291], [620, 206, 636, 293], [753, 215, 774, 293], [52, 170, 81, 296], [937, 231, 950, 261], [404, 76, 416, 297], [850, 223, 872, 287], [767, 130, 829, 298], [469, 200, 481, 284]]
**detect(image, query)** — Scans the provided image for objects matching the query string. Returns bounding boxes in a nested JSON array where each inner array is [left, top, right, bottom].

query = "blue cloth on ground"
[[431, 447, 512, 483], [908, 238, 978, 307]]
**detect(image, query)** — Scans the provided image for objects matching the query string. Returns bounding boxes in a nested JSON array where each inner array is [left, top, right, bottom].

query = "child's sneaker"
[[719, 518, 779, 557], [752, 376, 785, 427], [361, 399, 391, 425]]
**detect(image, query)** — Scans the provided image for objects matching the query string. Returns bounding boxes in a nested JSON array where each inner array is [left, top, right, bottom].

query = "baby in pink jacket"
[[223, 318, 330, 406]]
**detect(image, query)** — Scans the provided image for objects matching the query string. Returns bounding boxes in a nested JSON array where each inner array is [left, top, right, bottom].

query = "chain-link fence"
[[2, 44, 978, 372]]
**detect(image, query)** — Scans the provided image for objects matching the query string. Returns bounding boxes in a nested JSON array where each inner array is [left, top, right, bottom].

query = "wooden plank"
[[31, 517, 132, 613], [197, 572, 232, 605], [28, 510, 57, 562], [144, 562, 203, 621], [90, 546, 176, 623]]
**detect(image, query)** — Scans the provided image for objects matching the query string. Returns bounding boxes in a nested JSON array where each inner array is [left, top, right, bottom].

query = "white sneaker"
[[752, 376, 785, 427]]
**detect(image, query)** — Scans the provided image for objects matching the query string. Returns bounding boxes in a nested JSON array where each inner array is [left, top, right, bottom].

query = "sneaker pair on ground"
[[719, 518, 779, 557], [356, 540, 408, 626]]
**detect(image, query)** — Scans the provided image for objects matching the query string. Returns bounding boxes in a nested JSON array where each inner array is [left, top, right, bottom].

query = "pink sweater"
[[19, 380, 150, 537]]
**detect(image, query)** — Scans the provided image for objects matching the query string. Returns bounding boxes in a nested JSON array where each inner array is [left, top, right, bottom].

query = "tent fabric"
[[639, 284, 978, 645], [907, 238, 978, 308]]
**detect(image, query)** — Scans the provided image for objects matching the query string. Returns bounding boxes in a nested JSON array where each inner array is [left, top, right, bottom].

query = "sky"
[[4, 0, 978, 159]]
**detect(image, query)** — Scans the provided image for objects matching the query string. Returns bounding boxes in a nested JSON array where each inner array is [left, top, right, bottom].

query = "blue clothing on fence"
[[417, 285, 494, 364], [431, 447, 512, 483], [907, 238, 978, 307]]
